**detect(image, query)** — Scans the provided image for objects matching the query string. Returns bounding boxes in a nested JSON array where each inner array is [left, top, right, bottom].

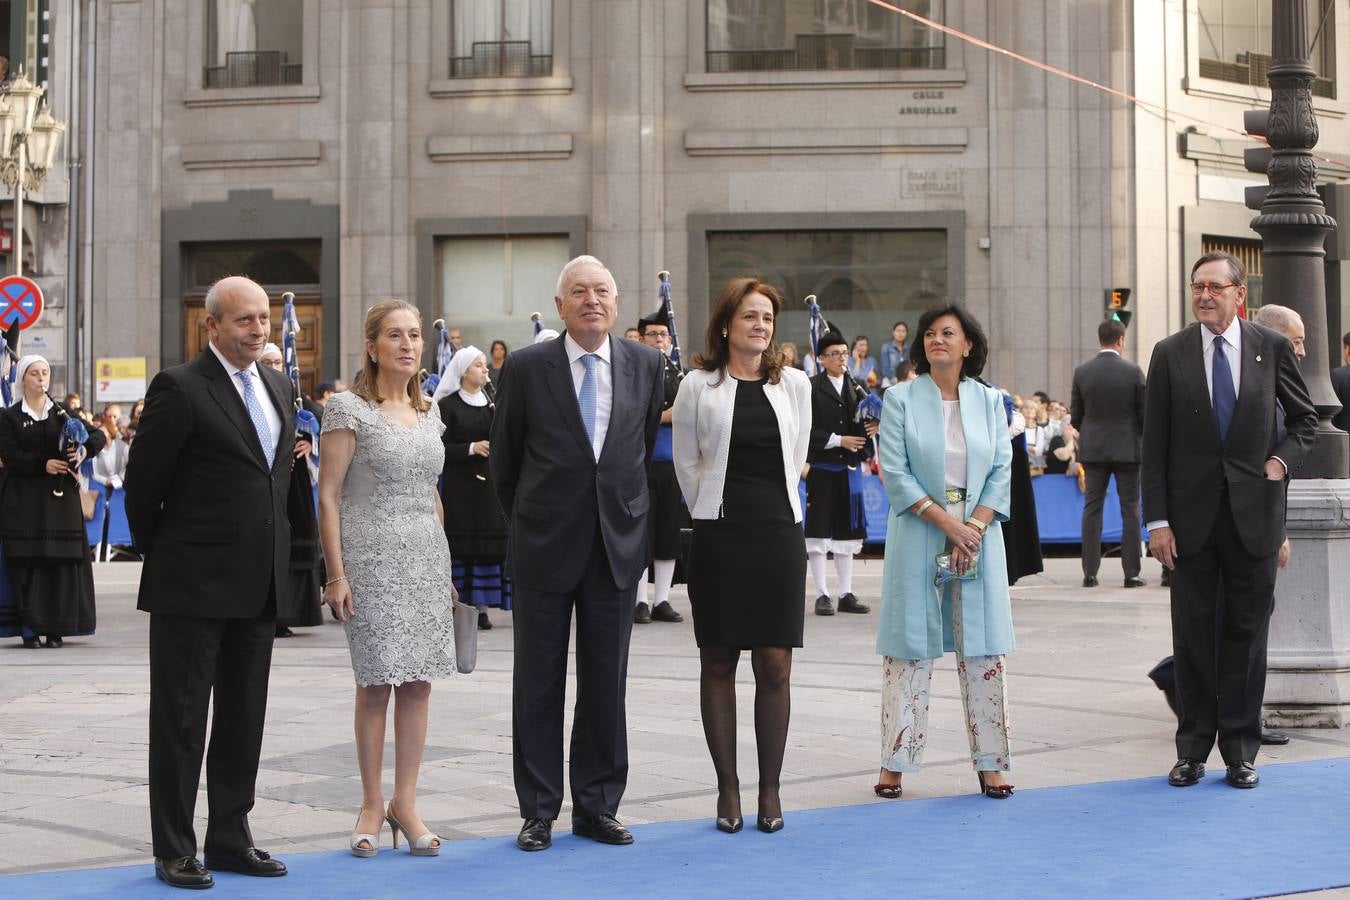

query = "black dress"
[[0, 401, 105, 639], [687, 378, 806, 649], [439, 391, 512, 609], [1003, 432, 1044, 584]]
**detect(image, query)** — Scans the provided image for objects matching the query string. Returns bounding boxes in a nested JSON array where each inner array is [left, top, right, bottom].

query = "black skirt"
[[1004, 434, 1044, 584], [647, 460, 686, 561], [803, 466, 865, 541]]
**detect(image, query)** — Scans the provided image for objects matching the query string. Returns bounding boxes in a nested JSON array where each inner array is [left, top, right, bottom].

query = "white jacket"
[[672, 366, 811, 522]]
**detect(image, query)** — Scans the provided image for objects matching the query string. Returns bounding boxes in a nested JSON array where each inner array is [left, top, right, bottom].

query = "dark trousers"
[[1169, 492, 1276, 766], [148, 592, 276, 859], [512, 528, 635, 821], [1081, 462, 1141, 579]]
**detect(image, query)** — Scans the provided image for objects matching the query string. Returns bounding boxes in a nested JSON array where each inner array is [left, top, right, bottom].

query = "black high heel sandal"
[[976, 771, 1014, 799]]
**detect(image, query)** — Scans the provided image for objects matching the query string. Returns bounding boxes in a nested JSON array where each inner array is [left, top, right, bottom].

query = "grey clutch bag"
[[934, 551, 980, 588], [453, 600, 479, 674]]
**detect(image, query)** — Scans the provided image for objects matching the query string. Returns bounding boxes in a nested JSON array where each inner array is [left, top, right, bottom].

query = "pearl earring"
[[722, 329, 728, 338]]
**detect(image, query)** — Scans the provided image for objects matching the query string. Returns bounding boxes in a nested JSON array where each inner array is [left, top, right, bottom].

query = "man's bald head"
[[1253, 304, 1306, 361]]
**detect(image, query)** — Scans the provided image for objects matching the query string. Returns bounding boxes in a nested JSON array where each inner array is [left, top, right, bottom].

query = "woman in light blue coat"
[[873, 305, 1016, 800]]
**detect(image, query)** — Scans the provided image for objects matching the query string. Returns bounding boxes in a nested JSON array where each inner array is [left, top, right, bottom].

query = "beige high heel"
[[350, 811, 382, 858], [386, 803, 441, 857]]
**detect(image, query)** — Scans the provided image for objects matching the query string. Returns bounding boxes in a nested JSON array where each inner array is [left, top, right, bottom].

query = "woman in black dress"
[[0, 356, 105, 647], [672, 278, 811, 835], [437, 346, 510, 629]]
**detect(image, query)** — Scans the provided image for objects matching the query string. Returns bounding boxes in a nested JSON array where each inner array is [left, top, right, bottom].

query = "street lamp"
[[0, 68, 66, 278]]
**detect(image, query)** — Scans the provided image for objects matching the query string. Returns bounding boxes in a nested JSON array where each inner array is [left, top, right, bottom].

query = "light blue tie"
[[1211, 335, 1236, 444], [237, 369, 276, 469], [579, 353, 599, 447]]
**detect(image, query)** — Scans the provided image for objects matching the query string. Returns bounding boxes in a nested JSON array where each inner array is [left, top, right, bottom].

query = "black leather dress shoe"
[[1226, 762, 1260, 788], [155, 857, 214, 889], [633, 602, 652, 624], [1261, 728, 1291, 746], [517, 818, 553, 851], [1160, 568, 1171, 587], [1082, 575, 1099, 588], [203, 848, 286, 877], [478, 610, 493, 631], [837, 593, 870, 614], [1168, 758, 1206, 786], [572, 813, 633, 845], [651, 601, 684, 623], [1123, 576, 1146, 588], [814, 595, 834, 616]]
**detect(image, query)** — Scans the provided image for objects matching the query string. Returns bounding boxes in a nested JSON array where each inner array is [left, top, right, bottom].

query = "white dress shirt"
[[208, 342, 283, 454], [564, 331, 613, 462], [1202, 316, 1242, 403], [825, 372, 846, 449]]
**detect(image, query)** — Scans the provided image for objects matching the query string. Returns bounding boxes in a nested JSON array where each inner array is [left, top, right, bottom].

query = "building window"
[[449, 0, 553, 78], [1197, 0, 1335, 98], [706, 0, 944, 74], [707, 229, 948, 356], [435, 235, 570, 346], [203, 0, 305, 88], [1202, 235, 1264, 309]]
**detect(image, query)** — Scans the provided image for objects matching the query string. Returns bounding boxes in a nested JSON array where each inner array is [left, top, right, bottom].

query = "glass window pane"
[[436, 235, 570, 349], [707, 0, 943, 71], [205, 0, 304, 87], [451, 0, 553, 77], [707, 230, 947, 361], [1197, 0, 1333, 93]]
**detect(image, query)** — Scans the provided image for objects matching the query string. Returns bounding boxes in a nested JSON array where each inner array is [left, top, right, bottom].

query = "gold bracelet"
[[915, 498, 936, 518], [324, 575, 347, 588], [966, 518, 988, 534]]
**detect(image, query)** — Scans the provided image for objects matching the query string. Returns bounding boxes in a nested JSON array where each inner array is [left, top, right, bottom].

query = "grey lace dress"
[[321, 391, 456, 686]]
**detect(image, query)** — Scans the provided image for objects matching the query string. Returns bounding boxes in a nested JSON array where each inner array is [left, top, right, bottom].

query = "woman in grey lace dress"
[[317, 299, 456, 859]]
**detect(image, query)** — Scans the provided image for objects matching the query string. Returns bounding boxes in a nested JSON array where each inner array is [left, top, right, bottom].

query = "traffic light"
[[1105, 287, 1132, 328], [1243, 108, 1272, 211]]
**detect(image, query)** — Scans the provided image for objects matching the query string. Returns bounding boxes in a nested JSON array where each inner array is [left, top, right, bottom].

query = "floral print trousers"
[[880, 580, 1011, 773]]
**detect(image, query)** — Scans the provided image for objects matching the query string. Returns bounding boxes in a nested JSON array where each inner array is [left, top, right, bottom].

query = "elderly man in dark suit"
[[125, 276, 296, 888], [1143, 252, 1316, 791], [1332, 331, 1350, 433], [490, 255, 664, 852], [1071, 318, 1147, 589]]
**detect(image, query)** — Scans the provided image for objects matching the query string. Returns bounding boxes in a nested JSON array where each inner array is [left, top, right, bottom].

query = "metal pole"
[[13, 136, 22, 279], [1251, 0, 1347, 478]]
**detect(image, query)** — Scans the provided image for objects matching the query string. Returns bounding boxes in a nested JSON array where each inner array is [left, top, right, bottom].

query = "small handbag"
[[452, 600, 479, 674], [934, 550, 980, 588]]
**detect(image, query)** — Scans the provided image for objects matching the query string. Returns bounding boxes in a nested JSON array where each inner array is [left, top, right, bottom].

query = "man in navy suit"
[[1143, 252, 1316, 790], [1332, 331, 1350, 433], [490, 256, 664, 851]]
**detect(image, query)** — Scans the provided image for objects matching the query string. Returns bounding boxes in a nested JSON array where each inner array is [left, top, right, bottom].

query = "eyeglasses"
[[643, 330, 670, 337], [1190, 282, 1239, 297], [820, 350, 849, 359]]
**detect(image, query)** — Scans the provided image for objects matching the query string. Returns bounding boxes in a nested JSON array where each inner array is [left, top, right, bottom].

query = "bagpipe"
[[281, 292, 321, 466], [0, 322, 91, 497], [657, 270, 684, 375]]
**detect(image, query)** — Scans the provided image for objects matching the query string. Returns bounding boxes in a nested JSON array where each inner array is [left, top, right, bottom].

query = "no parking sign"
[[0, 275, 43, 331]]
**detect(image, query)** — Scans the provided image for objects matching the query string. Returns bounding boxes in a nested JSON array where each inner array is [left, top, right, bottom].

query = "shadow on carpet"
[[7, 757, 1350, 899]]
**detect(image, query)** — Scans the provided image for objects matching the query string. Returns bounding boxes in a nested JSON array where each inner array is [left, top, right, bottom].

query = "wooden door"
[[183, 292, 323, 399]]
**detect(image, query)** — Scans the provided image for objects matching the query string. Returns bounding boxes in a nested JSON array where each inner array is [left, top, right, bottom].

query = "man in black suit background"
[[490, 255, 664, 852], [1332, 331, 1350, 433], [125, 276, 296, 888], [1072, 318, 1147, 589], [1143, 252, 1316, 791]]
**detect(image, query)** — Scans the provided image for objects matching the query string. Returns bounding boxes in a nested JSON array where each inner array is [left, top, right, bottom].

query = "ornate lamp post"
[[0, 68, 66, 278]]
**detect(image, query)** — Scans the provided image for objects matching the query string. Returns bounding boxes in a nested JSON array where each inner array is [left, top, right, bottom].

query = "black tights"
[[699, 646, 793, 819]]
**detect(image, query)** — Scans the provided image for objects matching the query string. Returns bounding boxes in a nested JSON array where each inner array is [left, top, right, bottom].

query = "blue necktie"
[[237, 369, 276, 469], [1211, 335, 1236, 444], [579, 353, 599, 447]]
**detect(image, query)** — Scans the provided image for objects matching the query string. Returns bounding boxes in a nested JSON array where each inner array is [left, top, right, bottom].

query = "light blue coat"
[[875, 375, 1015, 660]]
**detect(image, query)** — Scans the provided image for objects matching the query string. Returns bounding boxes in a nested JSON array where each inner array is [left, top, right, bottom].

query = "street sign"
[[0, 275, 44, 331], [95, 357, 147, 403]]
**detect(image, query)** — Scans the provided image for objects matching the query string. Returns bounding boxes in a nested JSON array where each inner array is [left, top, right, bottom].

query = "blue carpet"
[[7, 758, 1350, 899]]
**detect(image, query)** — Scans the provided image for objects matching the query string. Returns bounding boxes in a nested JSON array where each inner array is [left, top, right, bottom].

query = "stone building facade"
[[76, 0, 1350, 399]]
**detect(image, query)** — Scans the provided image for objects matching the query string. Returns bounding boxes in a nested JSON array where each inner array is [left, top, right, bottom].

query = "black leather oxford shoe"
[[517, 818, 553, 851], [651, 601, 684, 623], [1123, 576, 1147, 588], [572, 813, 633, 845], [837, 593, 870, 614], [1226, 762, 1259, 788], [1168, 758, 1206, 786], [154, 857, 213, 890], [1082, 575, 1099, 588], [203, 848, 286, 877]]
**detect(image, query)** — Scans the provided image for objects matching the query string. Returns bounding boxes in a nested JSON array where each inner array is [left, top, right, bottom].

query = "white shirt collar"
[[1206, 317, 1242, 349], [828, 372, 845, 391], [208, 341, 262, 381], [457, 388, 488, 407], [1098, 348, 1120, 356], [564, 332, 612, 366], [21, 394, 52, 420]]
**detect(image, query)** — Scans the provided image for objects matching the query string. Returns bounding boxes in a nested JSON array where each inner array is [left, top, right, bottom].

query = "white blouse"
[[942, 398, 967, 490]]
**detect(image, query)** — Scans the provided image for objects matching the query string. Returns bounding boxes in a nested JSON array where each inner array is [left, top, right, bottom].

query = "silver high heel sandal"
[[386, 804, 441, 857], [350, 812, 382, 858]]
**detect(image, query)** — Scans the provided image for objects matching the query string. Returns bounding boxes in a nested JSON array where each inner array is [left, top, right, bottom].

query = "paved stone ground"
[[3, 556, 1349, 880]]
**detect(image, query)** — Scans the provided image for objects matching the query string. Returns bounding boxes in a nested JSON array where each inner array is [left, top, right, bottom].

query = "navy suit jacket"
[[489, 333, 664, 592]]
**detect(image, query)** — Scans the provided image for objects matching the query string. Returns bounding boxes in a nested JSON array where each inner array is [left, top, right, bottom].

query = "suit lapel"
[[199, 351, 270, 472], [542, 335, 596, 459], [1180, 324, 1222, 450]]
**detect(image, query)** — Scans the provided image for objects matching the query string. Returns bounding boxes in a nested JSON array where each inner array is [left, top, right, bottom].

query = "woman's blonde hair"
[[352, 299, 430, 412]]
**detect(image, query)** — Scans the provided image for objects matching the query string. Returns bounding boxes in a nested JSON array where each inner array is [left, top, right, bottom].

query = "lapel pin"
[[1256, 355, 1262, 363]]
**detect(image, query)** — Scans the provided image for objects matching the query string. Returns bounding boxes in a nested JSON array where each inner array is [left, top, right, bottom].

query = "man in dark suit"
[[125, 276, 296, 889], [805, 331, 876, 616], [1143, 252, 1316, 791], [490, 255, 664, 852], [1071, 318, 1147, 588], [1332, 331, 1350, 433]]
